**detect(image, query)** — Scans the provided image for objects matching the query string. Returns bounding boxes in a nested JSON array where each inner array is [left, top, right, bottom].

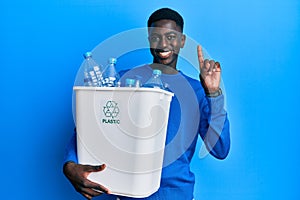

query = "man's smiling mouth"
[[157, 50, 172, 58]]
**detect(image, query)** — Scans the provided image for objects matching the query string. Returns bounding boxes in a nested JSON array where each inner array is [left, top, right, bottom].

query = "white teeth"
[[158, 51, 171, 58]]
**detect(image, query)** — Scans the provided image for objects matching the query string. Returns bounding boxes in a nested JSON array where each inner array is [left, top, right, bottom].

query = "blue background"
[[1, 0, 299, 199]]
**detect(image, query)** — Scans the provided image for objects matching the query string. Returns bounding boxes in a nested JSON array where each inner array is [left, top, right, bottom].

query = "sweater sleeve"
[[198, 94, 230, 159], [63, 128, 78, 164]]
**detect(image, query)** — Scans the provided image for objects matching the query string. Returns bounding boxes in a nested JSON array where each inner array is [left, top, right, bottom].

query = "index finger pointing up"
[[197, 45, 204, 69]]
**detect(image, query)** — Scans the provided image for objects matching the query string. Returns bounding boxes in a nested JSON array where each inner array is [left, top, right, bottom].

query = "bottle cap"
[[83, 52, 92, 59], [109, 57, 117, 64], [153, 69, 162, 75], [125, 78, 136, 86]]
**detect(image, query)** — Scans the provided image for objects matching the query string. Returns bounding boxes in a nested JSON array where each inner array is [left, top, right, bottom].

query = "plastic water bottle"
[[143, 69, 165, 89], [93, 65, 103, 86], [125, 78, 136, 87], [134, 75, 142, 88], [83, 52, 102, 86], [102, 58, 120, 87]]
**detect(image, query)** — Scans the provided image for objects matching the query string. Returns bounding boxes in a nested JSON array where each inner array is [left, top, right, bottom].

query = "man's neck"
[[150, 63, 178, 75]]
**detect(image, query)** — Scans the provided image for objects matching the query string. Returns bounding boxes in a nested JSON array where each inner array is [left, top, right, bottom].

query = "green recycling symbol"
[[103, 101, 119, 118]]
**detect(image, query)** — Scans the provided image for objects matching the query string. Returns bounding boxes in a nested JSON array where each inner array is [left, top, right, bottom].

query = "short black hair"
[[147, 8, 184, 32]]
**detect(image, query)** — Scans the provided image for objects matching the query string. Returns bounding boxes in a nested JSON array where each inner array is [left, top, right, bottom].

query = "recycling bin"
[[73, 86, 173, 198]]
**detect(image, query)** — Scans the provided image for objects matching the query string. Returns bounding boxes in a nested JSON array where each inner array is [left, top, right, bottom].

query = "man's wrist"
[[199, 74, 222, 97], [206, 88, 222, 97]]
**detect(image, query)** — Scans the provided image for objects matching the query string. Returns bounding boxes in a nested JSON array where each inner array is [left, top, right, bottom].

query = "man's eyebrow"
[[150, 31, 179, 35], [165, 31, 178, 35], [149, 32, 160, 35]]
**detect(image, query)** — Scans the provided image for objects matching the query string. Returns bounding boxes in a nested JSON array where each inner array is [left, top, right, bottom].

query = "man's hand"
[[197, 45, 221, 93], [63, 162, 110, 199]]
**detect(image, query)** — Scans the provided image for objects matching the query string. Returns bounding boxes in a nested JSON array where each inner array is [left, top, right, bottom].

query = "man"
[[63, 8, 230, 200]]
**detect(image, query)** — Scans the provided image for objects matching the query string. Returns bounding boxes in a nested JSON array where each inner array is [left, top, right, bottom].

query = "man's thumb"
[[86, 164, 106, 172]]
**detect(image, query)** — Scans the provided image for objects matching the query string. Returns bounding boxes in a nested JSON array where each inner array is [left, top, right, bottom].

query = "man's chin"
[[155, 59, 174, 66]]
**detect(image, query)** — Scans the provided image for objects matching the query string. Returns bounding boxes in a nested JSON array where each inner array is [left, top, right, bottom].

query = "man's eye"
[[167, 35, 176, 40], [151, 36, 160, 42]]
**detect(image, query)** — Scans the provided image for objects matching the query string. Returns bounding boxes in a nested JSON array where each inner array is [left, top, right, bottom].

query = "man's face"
[[148, 19, 186, 69]]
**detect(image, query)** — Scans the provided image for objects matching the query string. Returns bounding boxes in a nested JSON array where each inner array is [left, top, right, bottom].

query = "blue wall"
[[1, 0, 299, 199]]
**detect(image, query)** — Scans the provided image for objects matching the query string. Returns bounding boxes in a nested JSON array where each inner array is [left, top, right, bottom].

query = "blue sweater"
[[64, 65, 230, 200]]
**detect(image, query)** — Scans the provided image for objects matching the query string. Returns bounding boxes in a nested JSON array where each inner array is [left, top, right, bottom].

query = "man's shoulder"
[[121, 64, 149, 72], [119, 64, 150, 76]]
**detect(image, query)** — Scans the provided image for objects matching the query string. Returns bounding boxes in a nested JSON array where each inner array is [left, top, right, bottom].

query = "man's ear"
[[181, 34, 186, 48]]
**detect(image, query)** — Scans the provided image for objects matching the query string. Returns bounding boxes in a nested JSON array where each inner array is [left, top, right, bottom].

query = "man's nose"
[[158, 36, 168, 49]]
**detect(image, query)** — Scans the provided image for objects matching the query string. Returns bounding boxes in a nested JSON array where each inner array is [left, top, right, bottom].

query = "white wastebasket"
[[74, 86, 173, 198]]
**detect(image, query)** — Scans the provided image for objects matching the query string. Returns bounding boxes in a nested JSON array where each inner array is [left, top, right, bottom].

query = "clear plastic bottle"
[[134, 75, 142, 88], [125, 78, 136, 87], [143, 69, 165, 89], [93, 65, 103, 86], [102, 57, 120, 87], [83, 52, 102, 86]]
